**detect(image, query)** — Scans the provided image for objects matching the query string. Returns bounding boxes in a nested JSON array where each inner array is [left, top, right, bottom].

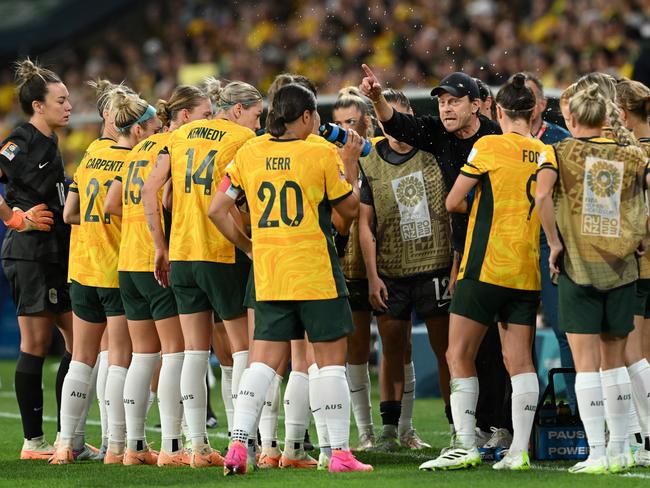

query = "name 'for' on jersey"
[[458, 133, 556, 291]]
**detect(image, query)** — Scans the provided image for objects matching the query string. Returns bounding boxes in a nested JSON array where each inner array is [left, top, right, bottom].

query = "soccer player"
[[0, 59, 73, 460], [331, 86, 376, 450], [616, 78, 650, 465], [75, 78, 125, 460], [537, 83, 647, 474], [104, 85, 213, 466], [420, 74, 553, 471], [358, 88, 449, 451], [142, 79, 262, 468], [360, 64, 501, 448], [211, 83, 372, 474], [50, 88, 161, 464]]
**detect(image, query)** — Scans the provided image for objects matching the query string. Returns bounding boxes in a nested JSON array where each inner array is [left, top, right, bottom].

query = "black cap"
[[431, 72, 481, 100]]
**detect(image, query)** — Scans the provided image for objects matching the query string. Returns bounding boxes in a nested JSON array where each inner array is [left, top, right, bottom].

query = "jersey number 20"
[[258, 181, 304, 228]]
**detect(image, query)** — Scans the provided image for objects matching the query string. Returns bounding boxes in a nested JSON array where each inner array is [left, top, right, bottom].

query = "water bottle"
[[319, 123, 372, 157]]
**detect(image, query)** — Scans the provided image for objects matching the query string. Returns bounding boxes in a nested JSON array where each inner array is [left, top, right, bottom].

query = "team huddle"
[[2, 56, 650, 476]]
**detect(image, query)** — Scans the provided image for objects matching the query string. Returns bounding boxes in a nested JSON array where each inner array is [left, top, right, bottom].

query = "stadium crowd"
[[0, 0, 647, 172], [2, 0, 650, 479]]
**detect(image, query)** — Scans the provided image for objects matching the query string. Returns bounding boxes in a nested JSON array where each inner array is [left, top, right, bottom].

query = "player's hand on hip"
[[5, 204, 54, 232]]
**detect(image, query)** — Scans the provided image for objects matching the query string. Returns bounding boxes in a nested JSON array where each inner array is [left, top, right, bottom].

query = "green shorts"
[[243, 266, 255, 309], [254, 296, 354, 342], [635, 279, 650, 319], [119, 271, 178, 321], [449, 278, 539, 326], [170, 250, 250, 320], [70, 280, 124, 324], [558, 274, 635, 336]]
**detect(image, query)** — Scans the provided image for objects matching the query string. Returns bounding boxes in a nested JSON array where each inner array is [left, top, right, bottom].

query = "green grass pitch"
[[0, 357, 647, 487]]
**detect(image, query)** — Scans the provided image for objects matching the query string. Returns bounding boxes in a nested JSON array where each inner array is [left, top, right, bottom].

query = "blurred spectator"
[[0, 0, 646, 172]]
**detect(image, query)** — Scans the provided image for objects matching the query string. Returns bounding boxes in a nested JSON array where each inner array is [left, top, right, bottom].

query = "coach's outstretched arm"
[[142, 151, 172, 287], [359, 64, 438, 152], [359, 64, 394, 122]]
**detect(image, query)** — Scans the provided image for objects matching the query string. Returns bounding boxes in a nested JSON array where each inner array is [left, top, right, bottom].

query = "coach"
[[360, 65, 506, 448]]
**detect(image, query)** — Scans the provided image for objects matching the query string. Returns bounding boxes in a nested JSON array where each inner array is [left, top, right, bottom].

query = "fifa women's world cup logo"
[[391, 171, 432, 241], [582, 157, 623, 237]]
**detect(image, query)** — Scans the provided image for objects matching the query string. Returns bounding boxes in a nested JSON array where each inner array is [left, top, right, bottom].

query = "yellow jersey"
[[458, 133, 555, 291], [69, 144, 127, 288], [167, 119, 255, 263], [118, 132, 171, 272], [225, 136, 353, 301], [68, 137, 115, 283]]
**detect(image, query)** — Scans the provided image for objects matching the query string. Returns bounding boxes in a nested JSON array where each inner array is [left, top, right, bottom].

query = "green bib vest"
[[361, 147, 451, 278], [554, 138, 646, 290]]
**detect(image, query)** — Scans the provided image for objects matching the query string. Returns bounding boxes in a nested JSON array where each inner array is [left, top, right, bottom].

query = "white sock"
[[629, 401, 642, 438], [73, 358, 99, 450], [180, 350, 210, 449], [220, 365, 234, 434], [346, 363, 373, 435], [231, 362, 275, 443], [106, 365, 128, 449], [124, 352, 160, 451], [601, 367, 632, 456], [59, 361, 93, 446], [575, 372, 606, 458], [308, 363, 331, 456], [284, 371, 310, 454], [260, 374, 282, 448], [231, 350, 249, 404], [146, 391, 157, 418], [317, 365, 350, 451], [159, 352, 184, 453], [398, 362, 416, 437], [510, 372, 538, 455], [450, 377, 478, 449], [628, 359, 650, 439], [96, 351, 109, 446]]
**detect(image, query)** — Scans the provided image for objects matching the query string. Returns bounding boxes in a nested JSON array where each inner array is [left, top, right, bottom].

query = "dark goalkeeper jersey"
[[0, 122, 70, 262]]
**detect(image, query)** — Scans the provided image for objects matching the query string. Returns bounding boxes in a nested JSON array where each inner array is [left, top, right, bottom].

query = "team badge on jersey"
[[1, 141, 19, 161], [391, 170, 432, 241], [582, 156, 623, 237]]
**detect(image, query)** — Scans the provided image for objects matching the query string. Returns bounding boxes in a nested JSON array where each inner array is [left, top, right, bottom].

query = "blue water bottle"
[[319, 123, 372, 157]]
